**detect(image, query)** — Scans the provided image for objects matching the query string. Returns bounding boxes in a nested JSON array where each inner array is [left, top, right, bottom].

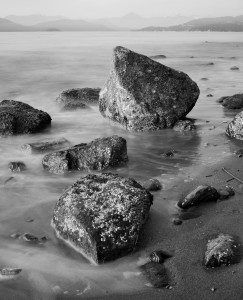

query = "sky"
[[0, 0, 243, 19]]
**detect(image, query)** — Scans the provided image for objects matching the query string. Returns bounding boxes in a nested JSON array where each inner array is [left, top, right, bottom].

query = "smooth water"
[[0, 32, 242, 299]]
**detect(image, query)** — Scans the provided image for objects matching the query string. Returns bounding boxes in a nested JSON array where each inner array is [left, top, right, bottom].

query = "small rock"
[[218, 186, 235, 200], [22, 233, 39, 243], [201, 78, 208, 81], [149, 55, 167, 59], [3, 176, 16, 185], [161, 149, 176, 157], [173, 119, 196, 132], [142, 179, 162, 191], [149, 250, 171, 264], [207, 94, 213, 97], [217, 94, 243, 109], [173, 218, 182, 225], [22, 138, 70, 154], [10, 233, 21, 239], [206, 62, 214, 66], [25, 218, 34, 223], [178, 185, 220, 209], [230, 66, 239, 70], [211, 287, 217, 292], [226, 111, 243, 140], [234, 149, 243, 157], [8, 161, 26, 172], [140, 262, 170, 288], [204, 234, 237, 268]]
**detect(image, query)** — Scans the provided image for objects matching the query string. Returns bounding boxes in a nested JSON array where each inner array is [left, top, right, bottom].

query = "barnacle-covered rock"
[[99, 46, 199, 131], [204, 234, 238, 267], [42, 135, 128, 174], [226, 111, 243, 140], [8, 161, 26, 172], [0, 100, 51, 136], [52, 173, 153, 264]]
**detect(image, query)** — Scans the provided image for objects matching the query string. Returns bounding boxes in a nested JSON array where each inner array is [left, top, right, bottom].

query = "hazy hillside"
[[139, 15, 243, 31], [32, 18, 113, 31], [89, 13, 193, 30], [6, 14, 64, 26], [0, 18, 33, 31]]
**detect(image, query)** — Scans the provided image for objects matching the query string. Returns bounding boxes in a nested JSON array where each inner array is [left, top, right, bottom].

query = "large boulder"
[[56, 88, 101, 110], [42, 135, 128, 174], [226, 111, 243, 140], [99, 46, 200, 131], [218, 94, 243, 109], [51, 173, 153, 264], [0, 100, 51, 136]]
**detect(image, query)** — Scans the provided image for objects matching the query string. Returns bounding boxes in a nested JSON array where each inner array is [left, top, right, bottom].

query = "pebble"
[[173, 218, 182, 225]]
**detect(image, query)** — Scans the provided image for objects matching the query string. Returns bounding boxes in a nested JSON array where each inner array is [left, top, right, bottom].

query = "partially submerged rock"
[[8, 161, 26, 172], [42, 135, 128, 174], [226, 111, 243, 140], [140, 262, 170, 288], [217, 94, 243, 109], [204, 234, 238, 267], [142, 179, 162, 191], [56, 88, 101, 110], [22, 138, 70, 154], [178, 185, 220, 209], [99, 46, 200, 131], [149, 54, 167, 59], [0, 100, 51, 136], [230, 66, 239, 71], [234, 149, 243, 157], [52, 173, 153, 264], [149, 250, 171, 264], [173, 119, 196, 132]]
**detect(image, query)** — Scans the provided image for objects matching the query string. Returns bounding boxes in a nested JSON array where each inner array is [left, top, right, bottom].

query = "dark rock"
[[149, 251, 171, 264], [173, 218, 182, 225], [0, 100, 51, 136], [99, 46, 200, 131], [161, 149, 176, 157], [226, 111, 243, 140], [217, 94, 243, 109], [22, 233, 39, 243], [56, 88, 101, 110], [42, 135, 128, 174], [204, 234, 237, 267], [218, 186, 235, 200], [140, 262, 170, 288], [142, 179, 162, 191], [173, 119, 196, 131], [206, 62, 214, 66], [149, 55, 167, 59], [230, 66, 239, 71], [178, 185, 220, 209], [234, 149, 243, 157], [22, 138, 70, 154], [201, 78, 208, 81], [51, 173, 153, 264], [207, 94, 214, 97], [8, 161, 26, 172]]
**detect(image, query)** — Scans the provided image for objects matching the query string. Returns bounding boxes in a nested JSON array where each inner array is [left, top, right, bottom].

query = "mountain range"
[[1, 13, 243, 32], [139, 15, 243, 31]]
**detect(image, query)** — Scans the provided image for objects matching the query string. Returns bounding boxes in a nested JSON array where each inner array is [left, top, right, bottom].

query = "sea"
[[0, 31, 242, 299]]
